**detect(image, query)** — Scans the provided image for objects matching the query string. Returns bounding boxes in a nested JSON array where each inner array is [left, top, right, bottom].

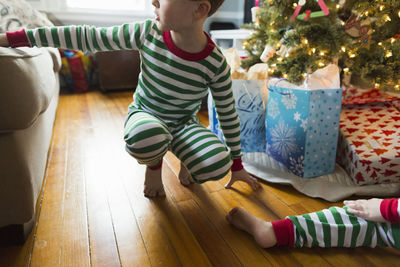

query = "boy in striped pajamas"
[[226, 198, 400, 250], [0, 0, 260, 197]]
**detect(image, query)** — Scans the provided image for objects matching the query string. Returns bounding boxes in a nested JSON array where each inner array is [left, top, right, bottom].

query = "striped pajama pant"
[[123, 108, 233, 183], [288, 206, 400, 250]]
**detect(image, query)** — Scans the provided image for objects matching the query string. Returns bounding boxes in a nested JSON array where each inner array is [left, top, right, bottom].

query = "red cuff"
[[6, 29, 31, 48], [231, 158, 243, 172], [380, 198, 400, 223], [271, 218, 295, 247], [148, 159, 163, 170]]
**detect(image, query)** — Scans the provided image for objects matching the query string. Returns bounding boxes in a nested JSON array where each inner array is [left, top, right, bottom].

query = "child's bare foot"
[[226, 207, 277, 248], [144, 166, 165, 197], [178, 162, 194, 186]]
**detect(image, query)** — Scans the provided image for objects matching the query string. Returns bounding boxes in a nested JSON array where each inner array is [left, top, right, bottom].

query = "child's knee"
[[124, 122, 172, 162], [190, 149, 232, 183]]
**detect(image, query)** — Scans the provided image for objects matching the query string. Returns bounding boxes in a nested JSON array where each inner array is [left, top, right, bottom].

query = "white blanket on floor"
[[242, 152, 400, 202]]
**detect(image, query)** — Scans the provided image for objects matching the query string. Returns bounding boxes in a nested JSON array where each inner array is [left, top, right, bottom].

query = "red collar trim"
[[162, 31, 215, 61]]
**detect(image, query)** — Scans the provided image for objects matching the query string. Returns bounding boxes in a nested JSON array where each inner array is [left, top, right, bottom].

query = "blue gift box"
[[208, 79, 267, 153], [266, 81, 342, 178]]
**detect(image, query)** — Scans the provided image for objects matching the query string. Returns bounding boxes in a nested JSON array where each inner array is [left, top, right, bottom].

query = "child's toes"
[[144, 186, 165, 197], [179, 175, 193, 186]]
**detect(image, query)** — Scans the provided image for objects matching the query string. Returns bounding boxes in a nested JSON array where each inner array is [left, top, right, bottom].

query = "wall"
[[27, 0, 244, 28], [205, 0, 244, 32]]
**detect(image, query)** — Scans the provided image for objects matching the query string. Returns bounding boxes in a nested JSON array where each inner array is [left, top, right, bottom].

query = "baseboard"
[[0, 216, 35, 246]]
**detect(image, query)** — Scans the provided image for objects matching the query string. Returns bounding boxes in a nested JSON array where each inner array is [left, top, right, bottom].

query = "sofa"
[[96, 50, 141, 92], [0, 0, 61, 244]]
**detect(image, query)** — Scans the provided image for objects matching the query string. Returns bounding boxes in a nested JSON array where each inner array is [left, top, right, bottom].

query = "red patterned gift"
[[337, 88, 400, 185]]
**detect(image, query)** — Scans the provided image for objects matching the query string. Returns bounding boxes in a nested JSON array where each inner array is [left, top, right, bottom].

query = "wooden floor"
[[1, 90, 399, 267]]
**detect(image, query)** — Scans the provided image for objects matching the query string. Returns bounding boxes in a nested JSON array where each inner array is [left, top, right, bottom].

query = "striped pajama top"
[[7, 19, 242, 158]]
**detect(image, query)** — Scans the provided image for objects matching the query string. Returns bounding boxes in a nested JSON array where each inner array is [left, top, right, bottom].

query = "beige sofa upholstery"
[[0, 46, 61, 243]]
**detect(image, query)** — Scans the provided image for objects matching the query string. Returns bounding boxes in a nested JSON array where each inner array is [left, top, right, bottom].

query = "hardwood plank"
[[120, 163, 187, 267], [207, 190, 274, 266], [84, 92, 123, 267], [60, 94, 91, 267], [96, 92, 159, 266], [175, 199, 242, 267], [146, 195, 212, 267], [29, 94, 70, 267], [118, 159, 213, 267]]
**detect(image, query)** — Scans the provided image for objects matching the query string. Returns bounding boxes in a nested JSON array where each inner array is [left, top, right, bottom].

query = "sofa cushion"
[[0, 0, 53, 33], [0, 46, 60, 132]]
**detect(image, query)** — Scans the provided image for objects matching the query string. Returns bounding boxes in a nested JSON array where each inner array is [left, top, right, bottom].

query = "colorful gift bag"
[[266, 64, 342, 178], [60, 50, 94, 93], [337, 89, 400, 185], [208, 79, 268, 152]]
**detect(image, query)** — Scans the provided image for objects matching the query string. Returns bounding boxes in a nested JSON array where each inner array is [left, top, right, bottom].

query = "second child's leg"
[[228, 205, 400, 250], [226, 207, 277, 248]]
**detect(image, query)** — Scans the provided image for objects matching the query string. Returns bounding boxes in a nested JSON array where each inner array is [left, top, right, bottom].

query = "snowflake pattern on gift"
[[294, 112, 301, 122], [268, 98, 280, 119], [270, 120, 298, 159], [281, 90, 297, 110], [300, 119, 307, 132], [289, 155, 304, 176]]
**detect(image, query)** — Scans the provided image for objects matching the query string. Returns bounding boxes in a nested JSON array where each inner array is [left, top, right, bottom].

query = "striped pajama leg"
[[124, 110, 172, 166], [124, 110, 233, 182], [170, 122, 232, 184], [288, 206, 400, 250]]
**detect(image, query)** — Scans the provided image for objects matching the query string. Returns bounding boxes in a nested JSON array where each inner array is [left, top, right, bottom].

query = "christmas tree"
[[242, 0, 400, 90]]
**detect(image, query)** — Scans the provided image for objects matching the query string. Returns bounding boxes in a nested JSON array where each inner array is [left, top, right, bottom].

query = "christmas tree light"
[[241, 0, 400, 89]]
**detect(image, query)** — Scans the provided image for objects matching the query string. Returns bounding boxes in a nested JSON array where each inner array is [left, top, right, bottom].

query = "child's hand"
[[343, 198, 386, 222], [225, 168, 261, 191], [0, 33, 9, 47]]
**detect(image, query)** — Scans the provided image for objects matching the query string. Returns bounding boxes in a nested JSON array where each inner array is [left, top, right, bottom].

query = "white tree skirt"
[[243, 152, 400, 202]]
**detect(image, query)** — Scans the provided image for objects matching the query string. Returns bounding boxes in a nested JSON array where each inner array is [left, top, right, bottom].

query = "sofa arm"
[[0, 47, 60, 132]]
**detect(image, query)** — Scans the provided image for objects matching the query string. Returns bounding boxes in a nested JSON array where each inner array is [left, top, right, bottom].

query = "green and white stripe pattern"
[[25, 19, 241, 181], [123, 109, 232, 182], [288, 206, 400, 249]]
